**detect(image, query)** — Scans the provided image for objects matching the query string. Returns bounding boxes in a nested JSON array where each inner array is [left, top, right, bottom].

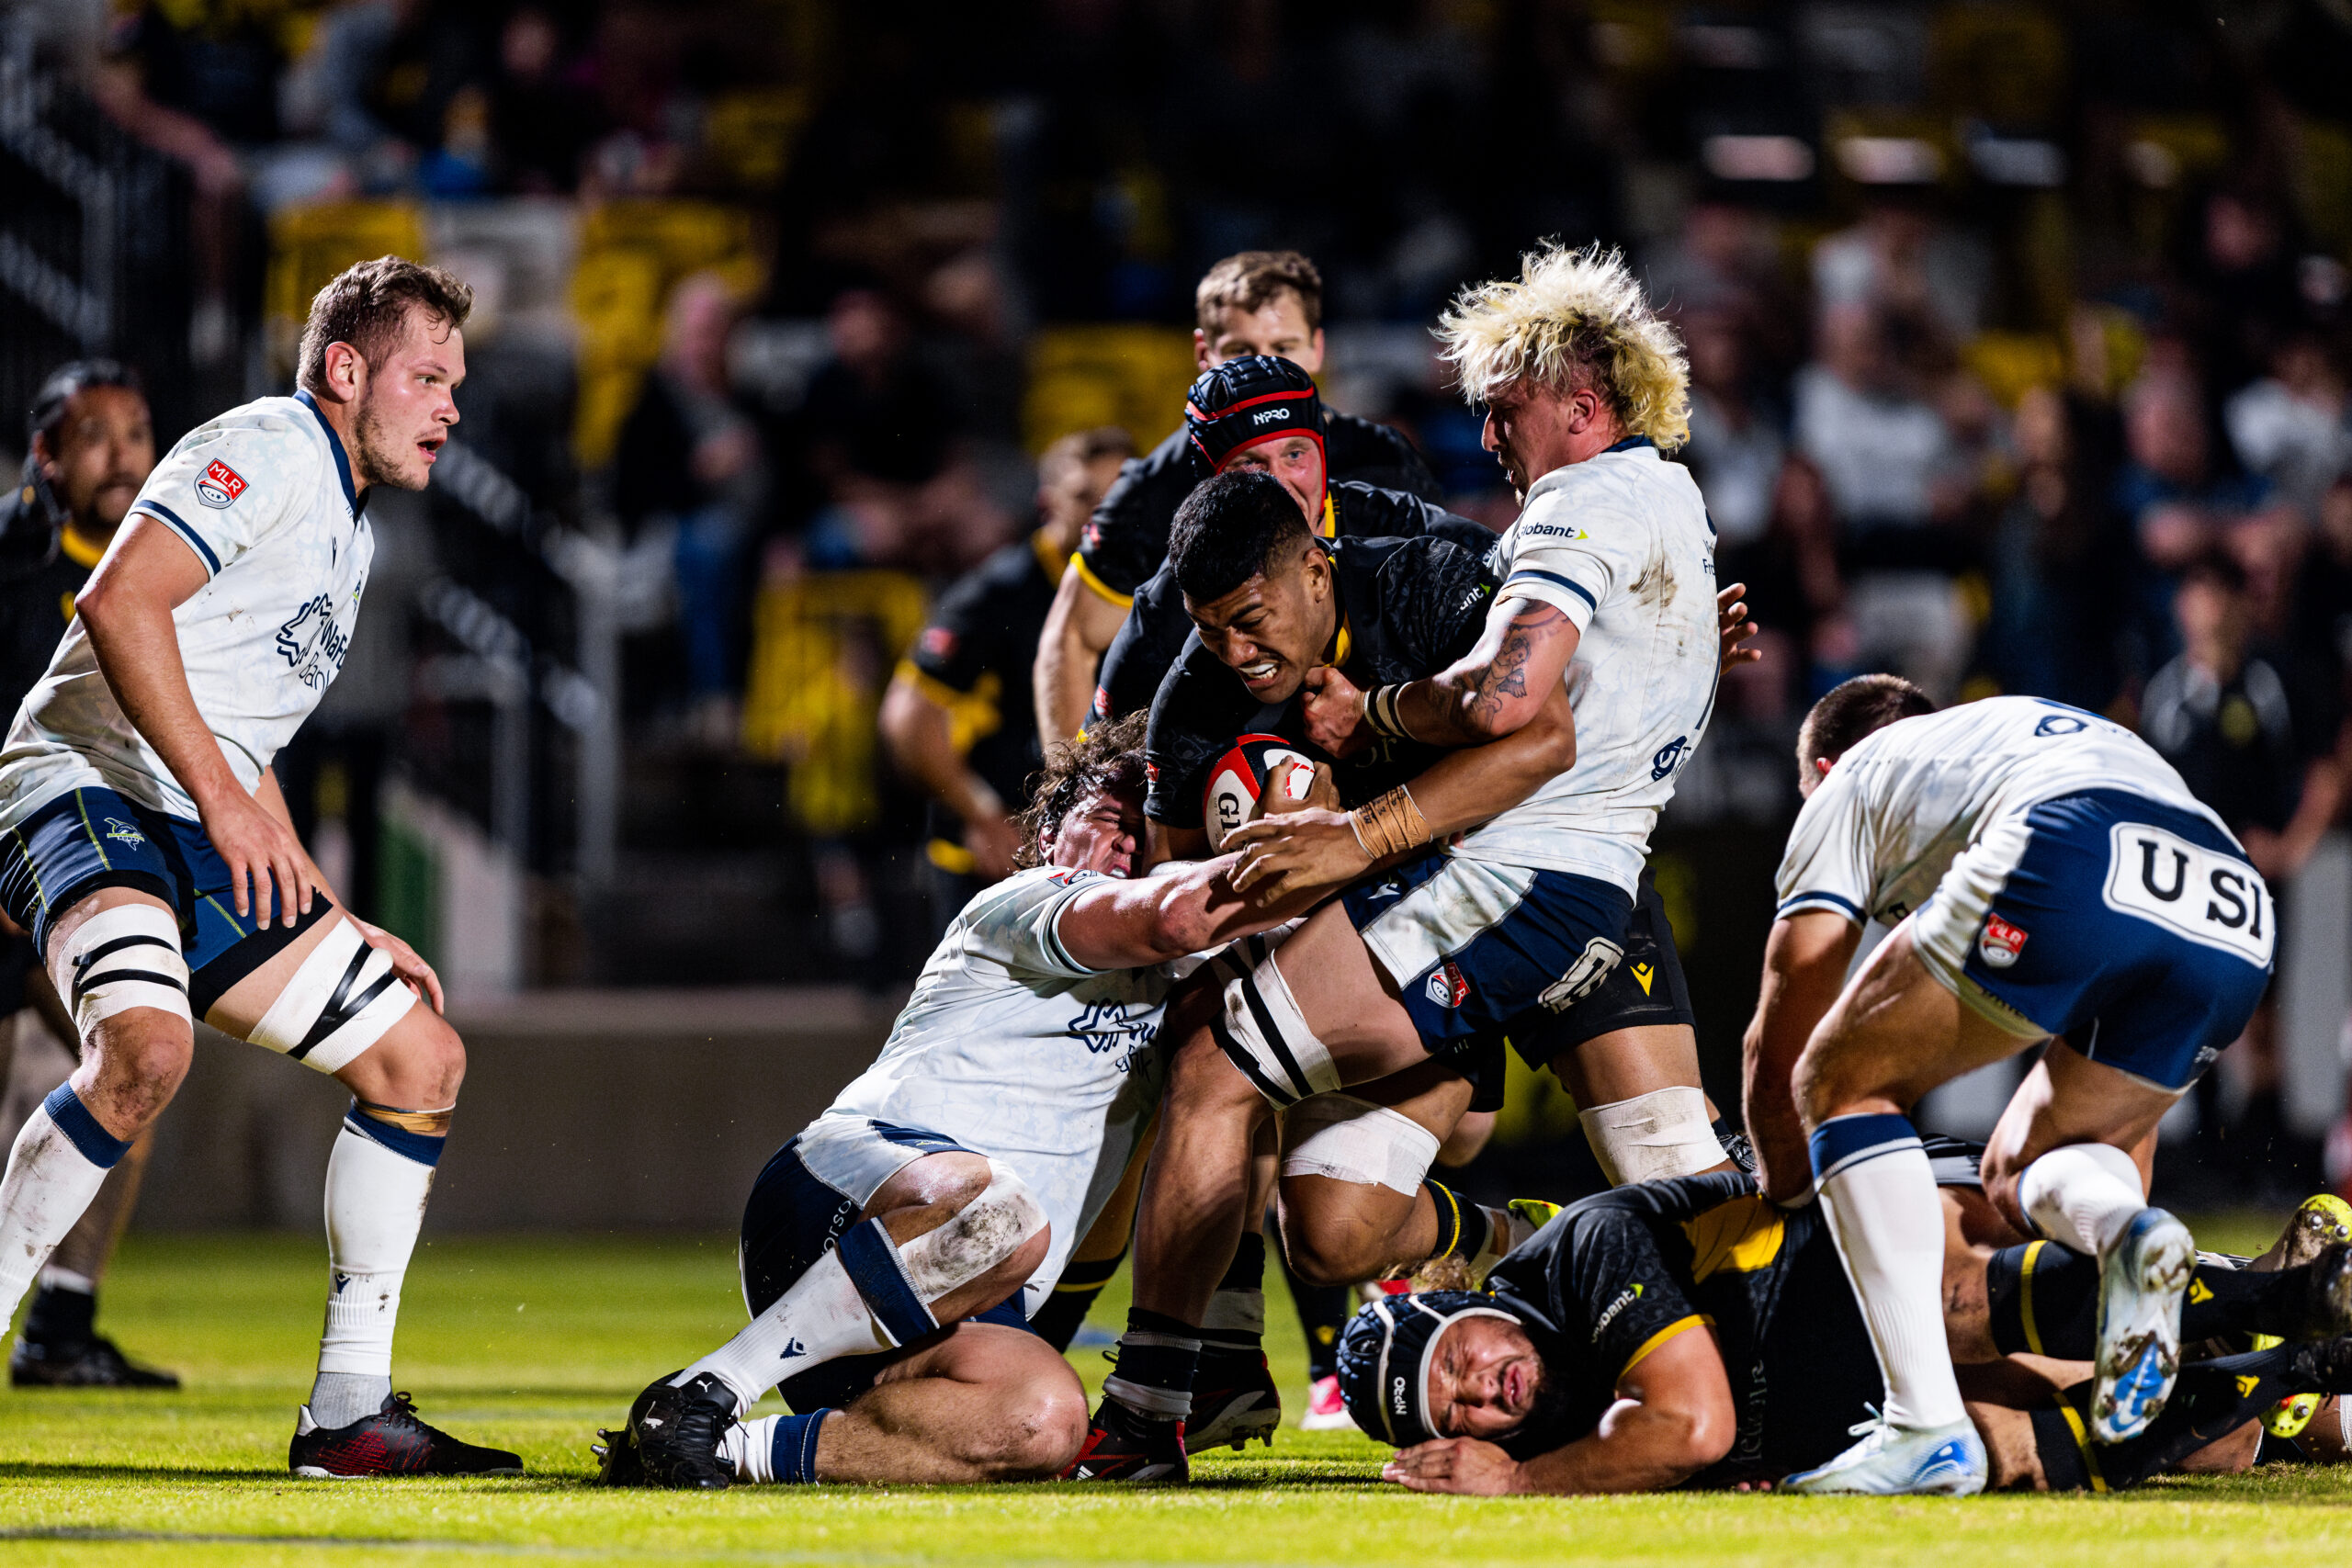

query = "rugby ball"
[[1204, 733, 1317, 851]]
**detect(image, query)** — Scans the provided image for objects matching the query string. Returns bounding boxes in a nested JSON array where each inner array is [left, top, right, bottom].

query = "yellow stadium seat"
[[1023, 325, 1194, 455]]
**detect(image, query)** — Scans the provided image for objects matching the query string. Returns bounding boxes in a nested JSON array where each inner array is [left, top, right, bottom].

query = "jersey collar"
[[58, 525, 107, 569], [1317, 491, 1336, 538], [1603, 434, 1656, 454], [294, 389, 362, 519]]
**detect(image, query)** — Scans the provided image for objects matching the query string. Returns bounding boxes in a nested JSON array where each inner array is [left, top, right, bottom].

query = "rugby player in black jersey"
[[1337, 1164, 2352, 1495], [1033, 252, 1439, 743]]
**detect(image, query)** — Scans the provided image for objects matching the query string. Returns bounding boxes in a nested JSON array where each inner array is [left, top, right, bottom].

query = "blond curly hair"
[[1434, 242, 1690, 452]]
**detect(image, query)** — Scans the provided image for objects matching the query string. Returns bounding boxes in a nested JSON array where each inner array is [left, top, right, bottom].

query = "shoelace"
[[1841, 1402, 1885, 1440]]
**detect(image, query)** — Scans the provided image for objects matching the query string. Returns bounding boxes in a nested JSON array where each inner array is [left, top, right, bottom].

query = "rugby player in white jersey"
[[593, 715, 1312, 1489], [1072, 243, 1736, 1479], [0, 257, 520, 1477], [1742, 677, 2277, 1495]]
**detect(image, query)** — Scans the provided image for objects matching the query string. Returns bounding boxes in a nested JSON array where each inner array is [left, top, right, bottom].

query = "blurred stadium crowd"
[[6, 0, 2352, 1189]]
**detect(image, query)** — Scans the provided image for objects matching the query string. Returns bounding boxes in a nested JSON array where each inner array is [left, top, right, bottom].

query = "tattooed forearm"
[[1398, 601, 1574, 745]]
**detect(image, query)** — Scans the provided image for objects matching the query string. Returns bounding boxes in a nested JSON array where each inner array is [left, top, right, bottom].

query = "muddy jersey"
[[1456, 439, 1719, 897], [1141, 534, 1498, 833], [0, 391, 372, 828], [816, 865, 1176, 1310], [1093, 482, 1493, 724], [1774, 697, 2231, 928]]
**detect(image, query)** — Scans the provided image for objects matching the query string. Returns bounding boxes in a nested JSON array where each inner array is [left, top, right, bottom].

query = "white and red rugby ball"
[[1203, 733, 1317, 851]]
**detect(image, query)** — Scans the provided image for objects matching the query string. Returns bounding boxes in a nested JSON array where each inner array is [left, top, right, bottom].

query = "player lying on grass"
[[1076, 243, 1738, 1481], [1742, 678, 2278, 1494], [1336, 1167, 2352, 1495], [0, 258, 517, 1478], [594, 715, 1322, 1490]]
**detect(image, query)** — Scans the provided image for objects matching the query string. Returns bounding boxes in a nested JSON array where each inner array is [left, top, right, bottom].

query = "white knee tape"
[[62, 905, 190, 1035], [1281, 1093, 1442, 1195], [248, 919, 415, 1075], [897, 1158, 1046, 1303], [1578, 1087, 1724, 1185], [1213, 943, 1340, 1107]]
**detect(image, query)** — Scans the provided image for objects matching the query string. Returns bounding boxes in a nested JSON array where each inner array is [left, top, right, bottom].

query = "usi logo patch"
[[195, 459, 247, 509]]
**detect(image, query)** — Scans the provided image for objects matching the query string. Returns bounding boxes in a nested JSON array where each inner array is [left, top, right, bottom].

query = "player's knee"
[[86, 1018, 193, 1118], [367, 1011, 467, 1108], [1278, 1223, 1376, 1288], [980, 1375, 1090, 1479]]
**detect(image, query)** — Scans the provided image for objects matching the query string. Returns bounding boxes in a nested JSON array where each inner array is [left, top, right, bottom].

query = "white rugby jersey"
[[1775, 696, 2233, 926], [0, 392, 372, 829], [1454, 440, 1720, 894], [816, 864, 1175, 1316]]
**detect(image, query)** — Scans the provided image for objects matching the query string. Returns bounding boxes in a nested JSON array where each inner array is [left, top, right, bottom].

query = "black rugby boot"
[[289, 1392, 524, 1478], [626, 1370, 738, 1490]]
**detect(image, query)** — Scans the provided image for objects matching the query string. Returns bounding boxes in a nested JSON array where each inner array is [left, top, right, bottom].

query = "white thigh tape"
[[248, 919, 415, 1074], [897, 1157, 1045, 1302], [1215, 944, 1340, 1107], [1578, 1086, 1724, 1185], [63, 904, 190, 1035], [1282, 1093, 1442, 1195]]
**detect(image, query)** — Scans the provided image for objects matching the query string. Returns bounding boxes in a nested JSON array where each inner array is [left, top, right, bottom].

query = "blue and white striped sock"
[[0, 1086, 124, 1326], [1809, 1111, 1966, 1431], [728, 1411, 831, 1483]]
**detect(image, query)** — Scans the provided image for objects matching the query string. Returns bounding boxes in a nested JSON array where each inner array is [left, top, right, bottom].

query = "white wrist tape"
[[1578, 1087, 1725, 1185], [62, 904, 190, 1035], [1209, 939, 1340, 1108], [897, 1158, 1045, 1302], [248, 918, 415, 1074], [1281, 1093, 1442, 1195]]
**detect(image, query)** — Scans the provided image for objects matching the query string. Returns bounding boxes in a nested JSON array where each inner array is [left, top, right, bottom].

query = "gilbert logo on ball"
[[1203, 733, 1315, 847], [1979, 914, 2028, 969], [195, 459, 247, 509]]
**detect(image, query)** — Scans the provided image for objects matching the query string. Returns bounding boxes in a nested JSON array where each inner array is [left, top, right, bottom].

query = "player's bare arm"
[[76, 516, 315, 927], [880, 673, 1023, 880], [1226, 677, 1577, 905], [1386, 1325, 1735, 1495], [1035, 561, 1128, 746], [1056, 852, 1311, 970], [1740, 910, 1862, 1202]]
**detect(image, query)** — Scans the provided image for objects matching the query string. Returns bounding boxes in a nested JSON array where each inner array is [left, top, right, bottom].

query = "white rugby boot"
[[1781, 1413, 1986, 1495], [2090, 1207, 2197, 1444]]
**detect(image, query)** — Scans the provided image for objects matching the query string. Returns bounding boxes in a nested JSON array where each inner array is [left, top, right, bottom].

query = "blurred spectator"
[[880, 427, 1132, 931], [1792, 302, 1970, 699], [1979, 386, 2131, 709], [2188, 187, 2305, 403], [2225, 333, 2351, 521], [486, 6, 602, 194], [1812, 194, 1992, 351], [614, 272, 764, 739], [1718, 454, 1842, 722], [301, 0, 487, 195], [2143, 549, 2345, 1185], [2114, 366, 2270, 678], [1678, 307, 1784, 555], [1645, 199, 1801, 376]]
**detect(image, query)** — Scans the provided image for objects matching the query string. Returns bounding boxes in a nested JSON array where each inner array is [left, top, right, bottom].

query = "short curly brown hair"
[[1013, 711, 1148, 869], [297, 255, 474, 396]]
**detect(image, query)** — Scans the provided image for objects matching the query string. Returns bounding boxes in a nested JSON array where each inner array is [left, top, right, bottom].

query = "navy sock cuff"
[[342, 1104, 447, 1168], [771, 1409, 830, 1483], [41, 1085, 129, 1169], [1808, 1111, 1921, 1183], [835, 1218, 937, 1346]]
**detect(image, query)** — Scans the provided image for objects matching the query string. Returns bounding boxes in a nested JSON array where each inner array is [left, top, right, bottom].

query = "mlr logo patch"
[[195, 459, 246, 509], [1424, 960, 1470, 1010], [1979, 913, 2029, 969]]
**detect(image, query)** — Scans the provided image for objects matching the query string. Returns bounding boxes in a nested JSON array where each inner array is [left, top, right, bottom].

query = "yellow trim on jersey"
[[1329, 615, 1352, 671], [1619, 1314, 1713, 1381], [1317, 492, 1337, 538], [58, 525, 107, 569], [1072, 551, 1134, 608], [2018, 1240, 2048, 1357], [894, 660, 1003, 757], [927, 838, 978, 874], [2054, 1397, 2109, 1493], [1032, 527, 1072, 584], [1680, 1195, 1787, 1282]]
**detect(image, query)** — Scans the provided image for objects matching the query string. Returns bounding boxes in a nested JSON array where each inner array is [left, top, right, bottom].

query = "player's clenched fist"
[[1382, 1437, 1527, 1495], [1299, 664, 1373, 758]]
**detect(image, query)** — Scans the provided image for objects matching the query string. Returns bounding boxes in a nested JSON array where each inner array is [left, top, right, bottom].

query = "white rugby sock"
[[2018, 1143, 2146, 1259], [1812, 1114, 1966, 1431], [681, 1164, 1044, 1412], [0, 1089, 124, 1327], [311, 1122, 438, 1427]]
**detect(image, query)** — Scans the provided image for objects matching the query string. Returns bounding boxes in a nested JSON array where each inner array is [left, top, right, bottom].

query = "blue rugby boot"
[[1781, 1414, 1986, 1495], [2091, 1207, 2196, 1444]]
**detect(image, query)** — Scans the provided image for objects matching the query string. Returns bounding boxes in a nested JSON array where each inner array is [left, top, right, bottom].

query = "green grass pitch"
[[2, 1217, 2350, 1566]]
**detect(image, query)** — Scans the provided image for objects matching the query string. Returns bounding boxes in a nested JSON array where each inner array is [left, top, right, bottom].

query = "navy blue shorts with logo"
[[1340, 847, 1635, 1072], [740, 1120, 1035, 1415], [0, 786, 331, 1015], [1916, 788, 2273, 1093]]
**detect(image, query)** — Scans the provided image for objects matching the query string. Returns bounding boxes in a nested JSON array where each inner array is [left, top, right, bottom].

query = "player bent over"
[[1741, 680, 2277, 1494], [594, 715, 1303, 1489], [1080, 244, 1735, 1478], [0, 258, 519, 1477], [1335, 1167, 2352, 1494]]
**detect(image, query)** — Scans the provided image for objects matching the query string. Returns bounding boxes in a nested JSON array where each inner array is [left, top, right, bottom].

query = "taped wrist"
[[1348, 786, 1430, 862], [1363, 685, 1417, 743], [1577, 1087, 1726, 1185], [248, 919, 415, 1074], [62, 904, 189, 1035], [1208, 944, 1341, 1108]]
